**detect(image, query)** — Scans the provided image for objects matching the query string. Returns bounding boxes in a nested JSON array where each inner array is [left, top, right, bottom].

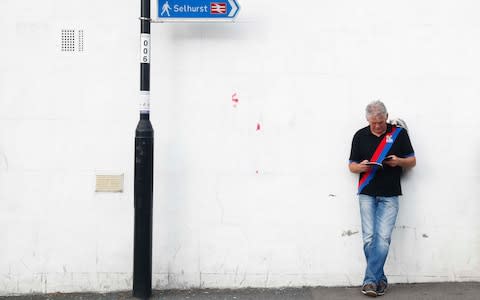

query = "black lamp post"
[[133, 0, 154, 297]]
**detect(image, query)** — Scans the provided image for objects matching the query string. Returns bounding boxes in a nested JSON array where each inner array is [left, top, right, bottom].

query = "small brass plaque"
[[96, 174, 124, 192]]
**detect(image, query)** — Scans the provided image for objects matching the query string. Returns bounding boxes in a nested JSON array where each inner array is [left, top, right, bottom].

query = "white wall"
[[1, 0, 480, 295]]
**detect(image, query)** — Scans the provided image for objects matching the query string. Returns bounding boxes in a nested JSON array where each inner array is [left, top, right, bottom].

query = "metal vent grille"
[[61, 29, 85, 52], [61, 29, 75, 51], [78, 30, 84, 52], [96, 174, 124, 192]]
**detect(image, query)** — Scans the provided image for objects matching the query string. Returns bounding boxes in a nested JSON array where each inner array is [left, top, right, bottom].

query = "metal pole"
[[133, 0, 153, 297]]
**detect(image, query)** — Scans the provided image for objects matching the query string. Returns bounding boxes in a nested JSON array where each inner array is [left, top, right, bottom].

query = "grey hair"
[[365, 100, 388, 119]]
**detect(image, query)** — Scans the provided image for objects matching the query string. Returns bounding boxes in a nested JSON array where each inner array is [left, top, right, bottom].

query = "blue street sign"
[[157, 0, 240, 21]]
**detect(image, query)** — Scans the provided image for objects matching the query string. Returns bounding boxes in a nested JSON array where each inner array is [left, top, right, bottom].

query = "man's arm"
[[349, 132, 372, 174], [383, 155, 416, 169], [349, 160, 371, 174], [384, 129, 416, 169]]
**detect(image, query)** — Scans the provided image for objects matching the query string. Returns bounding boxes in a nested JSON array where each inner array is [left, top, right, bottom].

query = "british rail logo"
[[210, 3, 227, 14]]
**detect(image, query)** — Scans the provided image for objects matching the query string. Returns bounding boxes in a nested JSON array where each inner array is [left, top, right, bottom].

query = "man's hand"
[[383, 155, 416, 168], [383, 155, 400, 167], [349, 160, 373, 174]]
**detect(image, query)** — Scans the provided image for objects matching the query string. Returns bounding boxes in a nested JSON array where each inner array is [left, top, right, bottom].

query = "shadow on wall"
[[0, 148, 8, 171], [154, 139, 192, 288], [160, 22, 268, 41]]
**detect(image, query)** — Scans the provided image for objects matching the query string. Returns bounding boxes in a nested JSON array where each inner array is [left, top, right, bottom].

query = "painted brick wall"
[[1, 0, 480, 294]]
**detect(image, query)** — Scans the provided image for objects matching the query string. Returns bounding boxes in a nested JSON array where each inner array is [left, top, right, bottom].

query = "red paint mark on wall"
[[232, 93, 239, 107]]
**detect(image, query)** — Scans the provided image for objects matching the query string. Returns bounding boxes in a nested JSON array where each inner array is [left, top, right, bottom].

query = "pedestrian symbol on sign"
[[161, 1, 172, 16]]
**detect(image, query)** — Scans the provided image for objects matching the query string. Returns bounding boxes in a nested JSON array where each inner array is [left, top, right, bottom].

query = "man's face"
[[368, 114, 388, 136]]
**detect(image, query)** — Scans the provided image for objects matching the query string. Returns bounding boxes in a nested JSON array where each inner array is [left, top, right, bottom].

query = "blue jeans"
[[359, 194, 399, 285]]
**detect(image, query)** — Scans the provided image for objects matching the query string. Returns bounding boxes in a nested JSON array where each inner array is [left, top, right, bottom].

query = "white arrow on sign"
[[228, 0, 238, 17]]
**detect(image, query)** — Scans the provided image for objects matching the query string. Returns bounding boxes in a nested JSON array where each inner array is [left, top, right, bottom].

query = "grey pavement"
[[1, 282, 480, 300]]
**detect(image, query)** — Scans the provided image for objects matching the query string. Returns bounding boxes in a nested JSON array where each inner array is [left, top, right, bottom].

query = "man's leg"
[[358, 194, 377, 285], [370, 196, 399, 285]]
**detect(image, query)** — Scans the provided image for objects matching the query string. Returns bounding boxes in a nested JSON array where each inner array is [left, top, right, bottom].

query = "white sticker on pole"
[[140, 34, 150, 64], [140, 91, 150, 112]]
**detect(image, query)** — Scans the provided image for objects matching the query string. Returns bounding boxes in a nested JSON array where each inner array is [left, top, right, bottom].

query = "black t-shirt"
[[349, 124, 415, 196]]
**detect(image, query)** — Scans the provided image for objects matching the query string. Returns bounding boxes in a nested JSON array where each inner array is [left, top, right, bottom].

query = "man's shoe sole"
[[362, 290, 378, 297]]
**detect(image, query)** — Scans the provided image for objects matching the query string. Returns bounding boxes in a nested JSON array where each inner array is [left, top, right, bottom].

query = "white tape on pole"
[[140, 34, 151, 64], [140, 91, 150, 113]]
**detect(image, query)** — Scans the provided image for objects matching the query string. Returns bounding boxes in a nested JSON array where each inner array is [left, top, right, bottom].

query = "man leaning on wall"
[[348, 100, 416, 297]]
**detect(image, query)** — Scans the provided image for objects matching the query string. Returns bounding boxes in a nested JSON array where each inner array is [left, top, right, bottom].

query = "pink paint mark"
[[256, 123, 261, 131], [232, 93, 239, 107]]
